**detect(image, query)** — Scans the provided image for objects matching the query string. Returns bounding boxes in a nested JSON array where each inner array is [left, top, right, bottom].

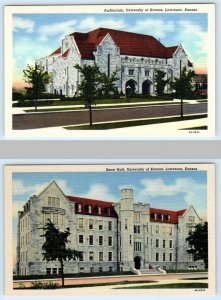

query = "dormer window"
[[88, 205, 92, 214], [98, 206, 101, 215], [77, 203, 82, 213]]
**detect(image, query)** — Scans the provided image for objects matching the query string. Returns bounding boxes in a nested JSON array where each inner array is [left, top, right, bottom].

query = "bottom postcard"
[[4, 163, 215, 295]]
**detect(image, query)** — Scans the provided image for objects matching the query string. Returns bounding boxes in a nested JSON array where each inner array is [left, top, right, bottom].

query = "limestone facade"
[[36, 27, 193, 97], [17, 180, 204, 276]]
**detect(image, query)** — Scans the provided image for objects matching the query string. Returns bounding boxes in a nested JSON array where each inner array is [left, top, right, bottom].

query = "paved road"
[[14, 272, 207, 288], [13, 103, 207, 130]]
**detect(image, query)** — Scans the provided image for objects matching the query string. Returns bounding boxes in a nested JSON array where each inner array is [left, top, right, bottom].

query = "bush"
[[12, 92, 24, 101], [31, 281, 59, 289]]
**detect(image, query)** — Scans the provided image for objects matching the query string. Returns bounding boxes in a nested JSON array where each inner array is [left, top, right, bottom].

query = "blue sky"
[[13, 12, 208, 87]]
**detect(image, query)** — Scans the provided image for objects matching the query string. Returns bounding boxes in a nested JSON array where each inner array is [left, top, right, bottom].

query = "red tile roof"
[[62, 48, 70, 58], [49, 47, 61, 56], [150, 208, 186, 224], [67, 195, 118, 218], [69, 28, 178, 60]]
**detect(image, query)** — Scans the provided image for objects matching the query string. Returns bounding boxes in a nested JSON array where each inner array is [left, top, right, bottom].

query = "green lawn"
[[180, 126, 207, 130], [166, 269, 207, 273], [64, 114, 207, 130], [115, 283, 208, 289]]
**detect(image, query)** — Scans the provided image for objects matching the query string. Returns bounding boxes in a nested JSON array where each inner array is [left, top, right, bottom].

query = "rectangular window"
[[89, 235, 94, 246], [156, 253, 159, 262], [134, 212, 140, 221], [99, 220, 103, 230], [145, 70, 150, 76], [134, 225, 141, 234], [156, 239, 159, 248], [169, 253, 173, 261], [52, 213, 58, 225], [99, 236, 103, 246], [48, 197, 52, 206], [169, 240, 173, 248], [52, 268, 57, 274], [108, 236, 113, 246], [46, 268, 51, 275], [163, 240, 166, 248], [58, 268, 62, 274], [99, 252, 103, 261], [89, 251, 94, 261], [108, 252, 112, 261], [90, 267, 94, 273], [189, 216, 195, 223], [108, 221, 112, 231], [89, 219, 93, 230], [79, 218, 83, 229], [168, 227, 173, 235], [59, 214, 63, 226], [163, 253, 166, 261], [79, 251, 83, 261], [129, 69, 134, 76], [52, 197, 56, 206], [156, 226, 159, 234], [99, 266, 103, 273], [88, 205, 92, 214], [98, 206, 101, 215], [125, 219, 128, 230], [134, 242, 142, 252], [79, 235, 83, 244], [109, 266, 113, 272]]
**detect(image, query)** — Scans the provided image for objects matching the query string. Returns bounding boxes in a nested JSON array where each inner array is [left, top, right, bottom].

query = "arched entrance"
[[134, 256, 141, 269], [142, 80, 152, 95], [125, 80, 136, 97]]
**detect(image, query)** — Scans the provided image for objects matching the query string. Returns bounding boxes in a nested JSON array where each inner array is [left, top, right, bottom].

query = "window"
[[99, 220, 103, 230], [77, 204, 82, 213], [46, 268, 51, 275], [79, 218, 83, 229], [156, 225, 159, 234], [168, 227, 173, 235], [108, 252, 112, 261], [147, 237, 148, 246], [134, 242, 141, 252], [99, 252, 103, 261], [98, 206, 101, 215], [156, 253, 159, 262], [169, 240, 173, 248], [99, 267, 103, 272], [52, 268, 57, 274], [163, 240, 166, 248], [163, 253, 166, 262], [52, 213, 58, 225], [56, 198, 60, 207], [99, 236, 103, 246], [129, 235, 132, 245], [59, 214, 63, 226], [108, 221, 112, 231], [79, 251, 83, 261], [58, 268, 62, 274], [108, 236, 113, 246], [125, 219, 128, 230], [156, 239, 159, 248], [189, 216, 195, 223], [45, 213, 51, 224], [88, 205, 92, 214], [52, 197, 56, 206], [187, 253, 194, 262], [145, 70, 150, 76], [89, 235, 94, 246], [109, 266, 113, 272], [129, 69, 134, 76], [89, 251, 94, 261], [134, 225, 141, 234], [79, 235, 83, 244], [106, 208, 111, 215], [134, 212, 140, 221], [89, 219, 93, 230], [48, 197, 52, 206], [169, 253, 173, 261], [90, 267, 94, 273]]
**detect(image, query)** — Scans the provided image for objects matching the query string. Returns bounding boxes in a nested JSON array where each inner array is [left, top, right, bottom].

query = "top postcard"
[[4, 3, 215, 138]]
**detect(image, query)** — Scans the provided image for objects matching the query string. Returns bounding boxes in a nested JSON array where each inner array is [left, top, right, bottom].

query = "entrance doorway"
[[142, 80, 152, 95], [125, 80, 136, 97], [134, 256, 141, 269]]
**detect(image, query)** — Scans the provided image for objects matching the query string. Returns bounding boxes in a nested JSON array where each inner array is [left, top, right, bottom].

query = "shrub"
[[31, 281, 59, 289]]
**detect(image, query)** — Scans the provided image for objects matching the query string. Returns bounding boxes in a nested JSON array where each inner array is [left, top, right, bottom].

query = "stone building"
[[17, 180, 204, 276], [36, 27, 193, 97]]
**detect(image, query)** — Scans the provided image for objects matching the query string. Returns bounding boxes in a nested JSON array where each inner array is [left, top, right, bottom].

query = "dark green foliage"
[[154, 70, 169, 96], [186, 222, 208, 269], [30, 281, 59, 289], [23, 64, 52, 111], [99, 70, 119, 98], [12, 92, 24, 101], [41, 220, 81, 286]]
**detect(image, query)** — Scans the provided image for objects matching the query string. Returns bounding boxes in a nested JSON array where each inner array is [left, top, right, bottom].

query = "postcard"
[[4, 3, 215, 138], [5, 163, 215, 295]]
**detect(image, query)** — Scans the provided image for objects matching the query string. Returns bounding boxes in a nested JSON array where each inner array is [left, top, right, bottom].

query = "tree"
[[186, 222, 208, 270], [99, 70, 119, 98], [23, 64, 51, 111], [170, 67, 195, 118], [75, 64, 101, 126], [41, 220, 82, 287], [154, 70, 169, 96]]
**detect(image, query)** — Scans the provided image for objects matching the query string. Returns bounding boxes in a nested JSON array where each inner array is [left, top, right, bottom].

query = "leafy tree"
[[99, 70, 119, 98], [75, 64, 101, 126], [23, 64, 51, 111], [41, 220, 82, 287], [186, 222, 208, 270], [170, 67, 195, 118], [154, 70, 169, 96]]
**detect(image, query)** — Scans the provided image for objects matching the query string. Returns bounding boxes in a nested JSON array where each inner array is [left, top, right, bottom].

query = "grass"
[[24, 102, 178, 113], [115, 283, 208, 289], [179, 277, 208, 280], [180, 126, 207, 130], [64, 114, 207, 130], [166, 269, 207, 273], [15, 280, 156, 289]]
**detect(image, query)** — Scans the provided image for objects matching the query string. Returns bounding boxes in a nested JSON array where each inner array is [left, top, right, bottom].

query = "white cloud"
[[38, 19, 77, 40], [80, 183, 117, 202], [13, 16, 34, 33], [77, 17, 127, 31], [132, 18, 175, 39]]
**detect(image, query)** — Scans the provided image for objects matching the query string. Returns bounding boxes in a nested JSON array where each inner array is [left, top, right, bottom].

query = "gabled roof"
[[69, 27, 178, 60], [62, 48, 70, 58], [149, 207, 186, 224], [49, 47, 61, 56], [67, 195, 118, 218]]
